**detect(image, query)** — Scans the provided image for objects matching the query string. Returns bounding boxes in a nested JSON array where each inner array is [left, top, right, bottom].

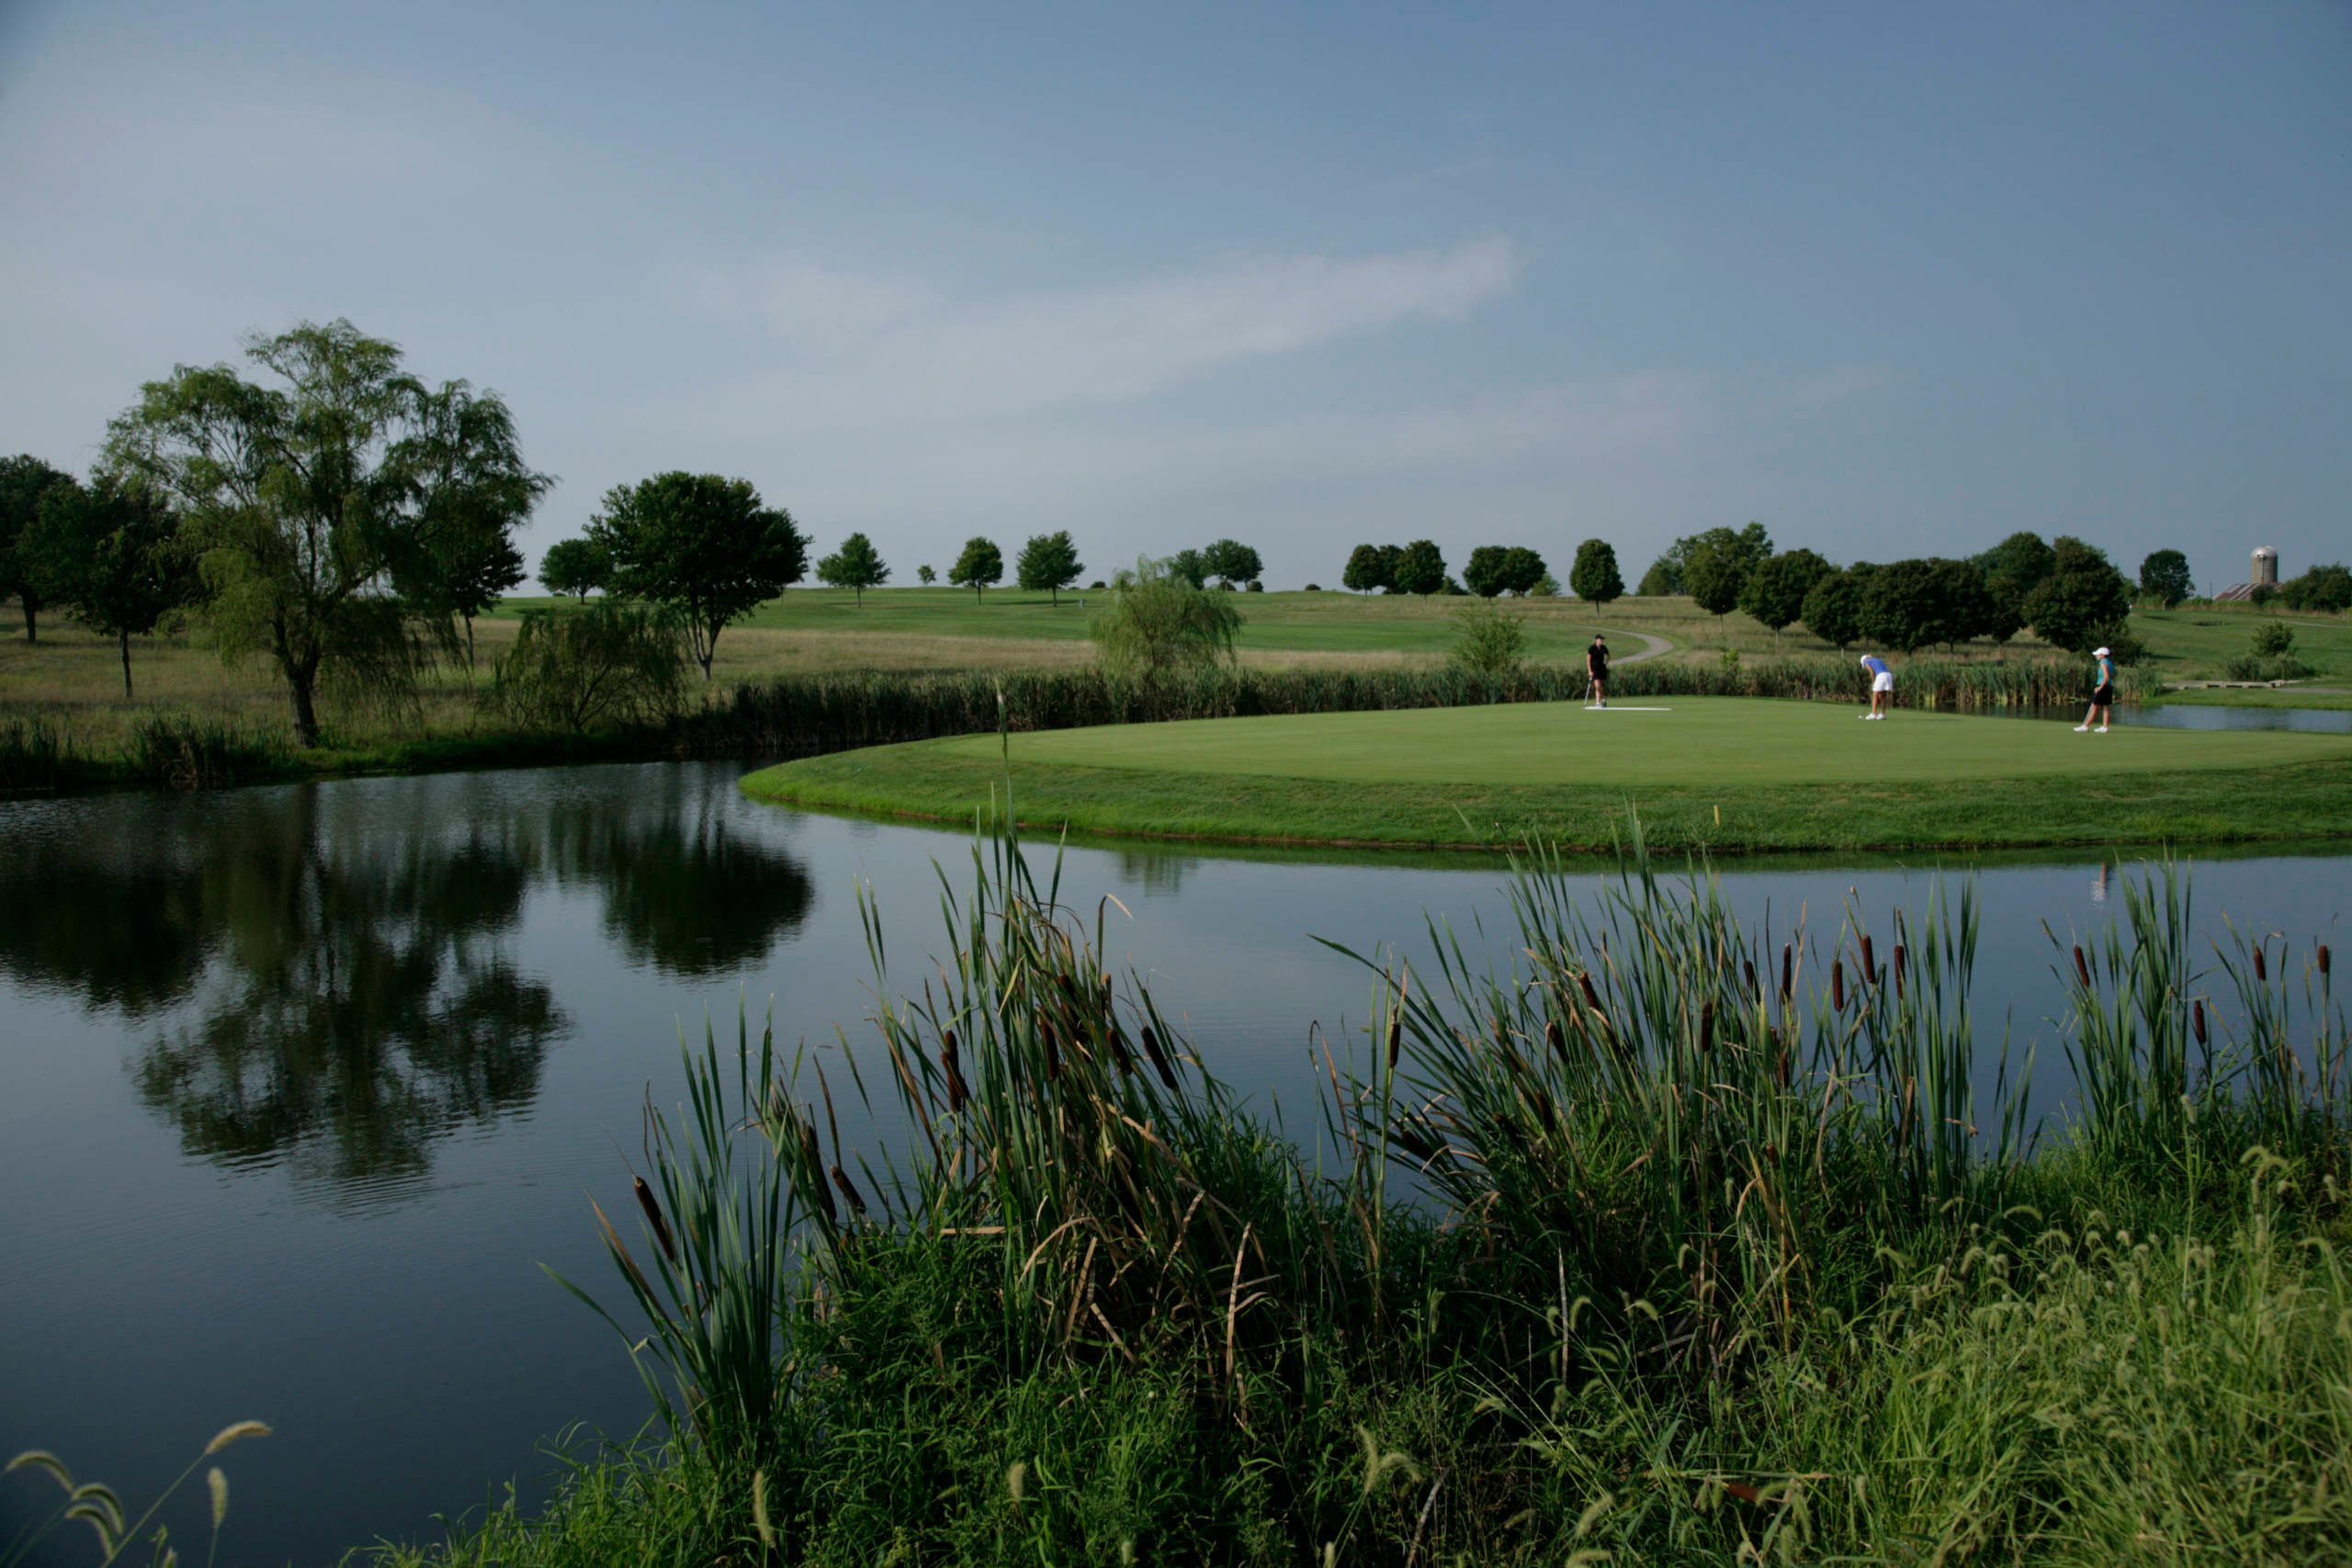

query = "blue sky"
[[2, 0, 2345, 592]]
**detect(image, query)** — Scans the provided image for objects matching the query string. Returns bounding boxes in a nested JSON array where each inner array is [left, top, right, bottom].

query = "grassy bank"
[[354, 829, 2350, 1566], [743, 699, 2352, 852]]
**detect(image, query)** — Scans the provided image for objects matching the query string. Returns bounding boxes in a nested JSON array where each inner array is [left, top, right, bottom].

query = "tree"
[[1738, 549, 1832, 648], [817, 532, 890, 606], [1975, 531, 2056, 596], [2280, 563, 2352, 614], [1860, 558, 1953, 653], [1927, 557, 1996, 649], [1686, 551, 1746, 626], [1639, 556, 1683, 597], [1448, 596, 1526, 674], [1392, 539, 1446, 595], [1982, 570, 2027, 644], [0, 454, 78, 641], [1569, 539, 1624, 606], [1201, 538, 1262, 588], [589, 471, 808, 679], [1166, 547, 1208, 588], [1341, 544, 1390, 593], [104, 320, 479, 744], [2022, 536, 2133, 654], [399, 380, 550, 669], [950, 536, 1003, 602], [917, 563, 936, 587], [1499, 547, 1547, 595], [1089, 555, 1243, 679], [22, 473, 196, 698], [488, 599, 688, 731], [538, 536, 609, 602], [1015, 530, 1083, 606], [1463, 546, 1514, 598], [1802, 570, 1868, 651], [2138, 549, 2194, 608]]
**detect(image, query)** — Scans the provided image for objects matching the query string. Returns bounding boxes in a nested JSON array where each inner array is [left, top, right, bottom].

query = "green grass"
[[744, 698, 2352, 851], [2156, 685, 2352, 710]]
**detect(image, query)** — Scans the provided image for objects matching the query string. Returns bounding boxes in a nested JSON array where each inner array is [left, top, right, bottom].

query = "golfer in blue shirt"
[[1860, 654, 1894, 719], [2075, 647, 2116, 733]]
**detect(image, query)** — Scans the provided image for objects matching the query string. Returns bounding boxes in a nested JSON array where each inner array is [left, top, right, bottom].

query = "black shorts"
[[2092, 683, 2114, 705]]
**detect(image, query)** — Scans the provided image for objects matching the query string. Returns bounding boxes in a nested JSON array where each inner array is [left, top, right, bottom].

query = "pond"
[[2, 761, 2346, 1565]]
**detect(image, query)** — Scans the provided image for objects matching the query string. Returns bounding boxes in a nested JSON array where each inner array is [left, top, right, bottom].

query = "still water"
[[2, 761, 2346, 1564]]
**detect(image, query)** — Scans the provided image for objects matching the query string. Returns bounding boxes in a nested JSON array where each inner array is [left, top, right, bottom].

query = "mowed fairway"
[[935, 697, 2352, 786]]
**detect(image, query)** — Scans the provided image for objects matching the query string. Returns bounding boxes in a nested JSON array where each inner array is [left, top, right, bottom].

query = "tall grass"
[[442, 820, 2352, 1565]]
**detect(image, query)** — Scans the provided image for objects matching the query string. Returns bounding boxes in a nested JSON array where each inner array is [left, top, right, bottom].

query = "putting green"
[[930, 698, 2352, 787]]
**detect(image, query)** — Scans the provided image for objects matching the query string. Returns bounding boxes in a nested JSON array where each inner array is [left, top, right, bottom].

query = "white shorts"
[[1871, 672, 1895, 694]]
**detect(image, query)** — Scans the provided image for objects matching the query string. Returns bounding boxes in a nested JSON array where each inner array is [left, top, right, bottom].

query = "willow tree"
[[105, 320, 547, 743], [1089, 555, 1243, 680]]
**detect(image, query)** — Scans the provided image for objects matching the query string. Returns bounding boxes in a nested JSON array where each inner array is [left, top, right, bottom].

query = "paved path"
[[1605, 628, 1674, 665]]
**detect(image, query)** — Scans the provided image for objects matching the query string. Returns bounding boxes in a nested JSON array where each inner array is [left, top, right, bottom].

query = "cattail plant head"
[[1861, 934, 1876, 982], [634, 1177, 678, 1266], [1833, 959, 1846, 1011], [2192, 998, 2208, 1047], [2321, 943, 2332, 976], [2073, 943, 2091, 989], [2255, 943, 2267, 982]]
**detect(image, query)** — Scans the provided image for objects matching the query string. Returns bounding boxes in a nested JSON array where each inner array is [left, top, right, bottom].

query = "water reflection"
[[0, 766, 815, 1185]]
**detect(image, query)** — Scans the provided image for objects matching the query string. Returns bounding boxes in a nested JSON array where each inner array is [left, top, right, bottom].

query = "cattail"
[[1139, 1024, 1178, 1090], [1697, 1000, 1714, 1055], [2073, 944, 2091, 989], [2192, 998, 2208, 1047], [942, 1029, 968, 1112], [1041, 1022, 1062, 1080], [1743, 959, 1757, 995], [1106, 1025, 1135, 1073], [1780, 944, 1793, 1000], [1544, 1017, 1567, 1063], [1386, 1014, 1402, 1070], [2321, 944, 2332, 976], [2255, 944, 2267, 982], [1577, 973, 1604, 1015], [1861, 934, 1876, 983], [1894, 943, 1907, 998], [1777, 1047, 1791, 1088], [1833, 960, 1846, 1011], [633, 1177, 677, 1266], [831, 1165, 868, 1215]]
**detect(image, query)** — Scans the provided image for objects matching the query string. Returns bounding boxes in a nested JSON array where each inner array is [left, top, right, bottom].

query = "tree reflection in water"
[[0, 764, 814, 1189]]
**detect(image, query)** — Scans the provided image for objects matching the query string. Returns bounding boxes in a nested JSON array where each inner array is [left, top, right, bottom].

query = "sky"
[[1, 0, 2346, 594]]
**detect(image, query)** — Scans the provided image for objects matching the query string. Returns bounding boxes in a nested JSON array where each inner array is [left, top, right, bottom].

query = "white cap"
[[2094, 646, 2111, 657], [1858, 655, 1871, 665]]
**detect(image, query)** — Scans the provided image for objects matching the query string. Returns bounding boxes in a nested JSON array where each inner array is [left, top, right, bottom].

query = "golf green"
[[935, 698, 2352, 785], [741, 698, 2352, 852]]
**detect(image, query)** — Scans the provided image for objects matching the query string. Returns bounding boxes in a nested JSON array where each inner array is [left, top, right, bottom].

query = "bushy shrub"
[[1245, 580, 1264, 592], [2225, 654, 2315, 682], [488, 601, 689, 732], [1447, 596, 1526, 675], [2251, 619, 2297, 657], [1089, 557, 1244, 680], [1301, 582, 1321, 592]]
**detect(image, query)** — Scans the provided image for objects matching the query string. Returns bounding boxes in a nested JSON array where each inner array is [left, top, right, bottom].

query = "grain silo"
[[2253, 547, 2279, 587]]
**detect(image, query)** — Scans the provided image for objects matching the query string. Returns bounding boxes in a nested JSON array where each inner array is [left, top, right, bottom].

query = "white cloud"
[[707, 237, 1521, 424]]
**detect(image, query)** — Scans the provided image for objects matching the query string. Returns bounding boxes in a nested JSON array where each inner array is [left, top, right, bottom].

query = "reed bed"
[[459, 819, 2350, 1567]]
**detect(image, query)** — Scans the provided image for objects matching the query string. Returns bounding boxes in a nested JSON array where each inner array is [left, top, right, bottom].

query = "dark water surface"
[[3, 761, 2346, 1564]]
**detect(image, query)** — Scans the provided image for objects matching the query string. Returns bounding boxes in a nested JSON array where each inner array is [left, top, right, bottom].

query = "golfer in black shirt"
[[1587, 636, 1610, 708]]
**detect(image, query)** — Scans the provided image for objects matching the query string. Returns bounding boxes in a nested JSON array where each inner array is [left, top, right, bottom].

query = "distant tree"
[[103, 319, 488, 743], [1639, 556, 1683, 597], [1392, 539, 1447, 595], [1341, 543, 1390, 594], [817, 531, 890, 606], [2022, 536, 2133, 654], [950, 536, 1004, 603], [1090, 555, 1243, 679], [1802, 569, 1869, 651], [488, 599, 688, 732], [1738, 549, 1833, 648], [1463, 545, 1514, 598], [590, 471, 808, 679], [0, 454, 77, 641], [1201, 538, 1262, 587], [1375, 544, 1405, 593], [1976, 531, 2056, 595], [1499, 547, 1547, 595], [538, 536, 609, 602], [2251, 619, 2296, 658], [401, 379, 551, 669], [1166, 547, 1209, 588], [1015, 530, 1084, 605], [2138, 549, 2194, 608], [1982, 570, 2027, 644], [917, 563, 936, 586], [24, 473, 196, 698], [1927, 558, 1997, 650], [1569, 538, 1624, 606], [2280, 563, 2352, 614], [1861, 559, 1953, 653], [1530, 571, 1560, 597], [1686, 551, 1746, 626]]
